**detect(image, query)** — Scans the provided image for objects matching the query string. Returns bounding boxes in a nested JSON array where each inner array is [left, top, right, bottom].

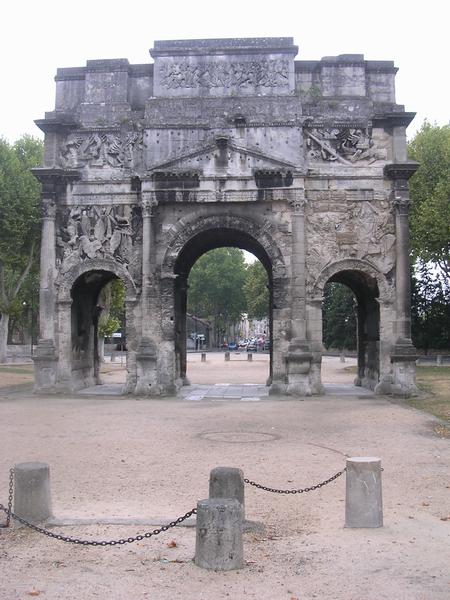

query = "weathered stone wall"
[[32, 37, 418, 397]]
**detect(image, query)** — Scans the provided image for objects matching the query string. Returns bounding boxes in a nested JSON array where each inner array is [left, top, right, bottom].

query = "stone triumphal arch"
[[32, 37, 418, 396]]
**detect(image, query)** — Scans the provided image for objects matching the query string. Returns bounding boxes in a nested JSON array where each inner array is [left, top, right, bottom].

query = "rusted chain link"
[[0, 468, 14, 528], [0, 503, 197, 546], [244, 467, 346, 494]]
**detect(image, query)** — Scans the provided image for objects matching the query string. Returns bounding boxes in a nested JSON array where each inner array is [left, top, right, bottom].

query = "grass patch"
[[0, 365, 34, 375], [406, 365, 450, 424]]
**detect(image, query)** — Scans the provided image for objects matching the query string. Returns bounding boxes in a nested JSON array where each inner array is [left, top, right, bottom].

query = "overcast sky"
[[1, 0, 448, 143]]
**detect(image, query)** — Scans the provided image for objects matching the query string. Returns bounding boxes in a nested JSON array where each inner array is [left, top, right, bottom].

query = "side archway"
[[312, 259, 393, 390], [55, 258, 138, 391]]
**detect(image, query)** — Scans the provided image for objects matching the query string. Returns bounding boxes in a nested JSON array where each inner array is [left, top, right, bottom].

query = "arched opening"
[[70, 269, 127, 390], [173, 228, 273, 386], [322, 269, 380, 390]]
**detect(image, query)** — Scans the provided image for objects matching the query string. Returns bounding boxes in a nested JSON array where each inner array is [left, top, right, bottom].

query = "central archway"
[[161, 213, 288, 391], [174, 229, 274, 385]]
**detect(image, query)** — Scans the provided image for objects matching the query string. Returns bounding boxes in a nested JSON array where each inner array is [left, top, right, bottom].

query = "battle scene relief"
[[59, 130, 144, 170], [306, 192, 396, 286], [56, 204, 142, 284]]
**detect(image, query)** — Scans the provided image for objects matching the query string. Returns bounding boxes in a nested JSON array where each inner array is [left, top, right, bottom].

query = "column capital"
[[141, 192, 158, 217], [31, 167, 81, 187], [288, 189, 307, 214], [384, 162, 419, 181], [392, 195, 411, 214], [42, 198, 56, 219]]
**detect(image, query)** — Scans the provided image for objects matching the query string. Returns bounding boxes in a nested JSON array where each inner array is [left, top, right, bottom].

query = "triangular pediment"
[[147, 139, 298, 174]]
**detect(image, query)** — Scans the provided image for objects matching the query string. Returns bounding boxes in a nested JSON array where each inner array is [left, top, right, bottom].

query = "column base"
[[390, 338, 419, 398], [134, 338, 159, 396], [33, 340, 58, 392], [285, 339, 313, 397]]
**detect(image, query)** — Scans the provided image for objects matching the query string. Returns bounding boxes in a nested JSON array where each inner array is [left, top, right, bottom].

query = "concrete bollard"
[[436, 355, 442, 366], [345, 457, 382, 528], [110, 350, 116, 363], [209, 467, 245, 520], [201, 353, 206, 363], [14, 462, 52, 525], [195, 498, 243, 570], [247, 353, 253, 362], [224, 352, 230, 361], [340, 351, 346, 363]]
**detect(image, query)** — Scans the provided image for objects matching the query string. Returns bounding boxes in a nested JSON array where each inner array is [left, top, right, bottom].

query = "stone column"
[[55, 299, 73, 389], [31, 168, 80, 391], [306, 297, 325, 394], [14, 462, 53, 525], [135, 191, 159, 394], [384, 163, 419, 396], [195, 498, 244, 571], [285, 189, 312, 396], [345, 457, 383, 528]]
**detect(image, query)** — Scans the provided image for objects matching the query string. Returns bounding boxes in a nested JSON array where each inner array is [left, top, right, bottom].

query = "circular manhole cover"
[[199, 431, 280, 443]]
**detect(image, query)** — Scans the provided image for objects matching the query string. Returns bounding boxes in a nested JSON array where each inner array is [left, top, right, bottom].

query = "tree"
[[411, 263, 450, 352], [0, 136, 43, 362], [243, 260, 269, 320], [188, 248, 247, 344], [408, 122, 450, 279], [98, 278, 126, 360], [322, 282, 357, 350]]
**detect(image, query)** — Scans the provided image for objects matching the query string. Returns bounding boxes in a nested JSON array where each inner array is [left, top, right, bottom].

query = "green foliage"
[[411, 263, 450, 351], [0, 136, 43, 272], [188, 248, 247, 337], [98, 315, 121, 338], [98, 279, 126, 338], [322, 283, 357, 350], [243, 260, 269, 320], [408, 122, 450, 278], [0, 136, 43, 310]]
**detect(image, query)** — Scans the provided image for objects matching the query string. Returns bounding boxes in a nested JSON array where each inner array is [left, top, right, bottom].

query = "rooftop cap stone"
[[150, 37, 298, 57]]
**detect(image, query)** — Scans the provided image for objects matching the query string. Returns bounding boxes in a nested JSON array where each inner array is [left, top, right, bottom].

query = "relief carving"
[[56, 205, 142, 284], [305, 127, 387, 165], [159, 59, 289, 89], [306, 198, 396, 285], [59, 131, 144, 169]]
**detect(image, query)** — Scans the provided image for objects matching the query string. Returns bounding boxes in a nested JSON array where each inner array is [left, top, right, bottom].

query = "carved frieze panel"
[[158, 59, 289, 89], [306, 197, 396, 286], [59, 130, 144, 169], [56, 204, 142, 285], [305, 126, 387, 165]]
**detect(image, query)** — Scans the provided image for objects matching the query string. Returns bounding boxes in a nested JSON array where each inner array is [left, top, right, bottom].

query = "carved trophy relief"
[[159, 59, 289, 89], [306, 198, 396, 287], [56, 205, 142, 284], [59, 130, 144, 169], [305, 127, 387, 165]]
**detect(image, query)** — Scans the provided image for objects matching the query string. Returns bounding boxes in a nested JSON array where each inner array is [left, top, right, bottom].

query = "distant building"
[[186, 314, 210, 349]]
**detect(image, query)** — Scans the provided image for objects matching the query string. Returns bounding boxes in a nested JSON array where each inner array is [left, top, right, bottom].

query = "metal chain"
[[0, 468, 14, 528], [0, 502, 197, 546], [244, 467, 346, 494]]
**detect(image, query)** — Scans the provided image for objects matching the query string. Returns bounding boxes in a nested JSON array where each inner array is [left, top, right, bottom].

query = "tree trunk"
[[0, 313, 10, 363]]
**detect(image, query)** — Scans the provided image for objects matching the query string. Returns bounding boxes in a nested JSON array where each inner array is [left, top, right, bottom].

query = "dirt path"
[[99, 353, 358, 386], [0, 372, 449, 599]]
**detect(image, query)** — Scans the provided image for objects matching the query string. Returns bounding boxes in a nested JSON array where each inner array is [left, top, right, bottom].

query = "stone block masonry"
[[32, 37, 418, 397]]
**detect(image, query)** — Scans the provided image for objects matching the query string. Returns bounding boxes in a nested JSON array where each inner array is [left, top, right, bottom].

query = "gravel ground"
[[0, 358, 449, 599]]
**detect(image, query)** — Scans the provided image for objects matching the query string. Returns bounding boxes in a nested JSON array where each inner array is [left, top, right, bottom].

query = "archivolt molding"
[[56, 257, 137, 302], [311, 258, 393, 302], [161, 214, 286, 278]]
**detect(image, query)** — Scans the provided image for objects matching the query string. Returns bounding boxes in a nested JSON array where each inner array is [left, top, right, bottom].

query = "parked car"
[[228, 341, 238, 351], [238, 339, 248, 349], [246, 341, 257, 352], [264, 339, 271, 351]]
